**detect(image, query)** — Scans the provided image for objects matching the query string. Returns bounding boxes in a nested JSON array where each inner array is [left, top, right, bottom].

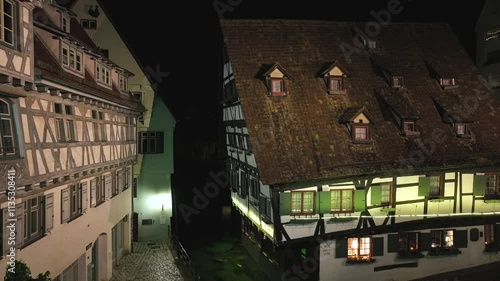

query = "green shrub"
[[4, 260, 51, 281]]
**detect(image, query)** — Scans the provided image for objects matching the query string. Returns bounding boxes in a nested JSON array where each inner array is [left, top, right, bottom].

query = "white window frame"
[[96, 61, 111, 86], [61, 42, 83, 74], [119, 73, 128, 92], [61, 14, 70, 33], [0, 0, 15, 46]]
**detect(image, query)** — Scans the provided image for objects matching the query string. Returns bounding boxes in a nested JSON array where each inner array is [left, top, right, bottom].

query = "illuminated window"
[[331, 189, 353, 213], [290, 191, 315, 215], [431, 229, 454, 248], [348, 237, 372, 261]]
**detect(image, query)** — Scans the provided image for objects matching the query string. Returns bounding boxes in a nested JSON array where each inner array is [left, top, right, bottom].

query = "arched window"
[[0, 98, 16, 156]]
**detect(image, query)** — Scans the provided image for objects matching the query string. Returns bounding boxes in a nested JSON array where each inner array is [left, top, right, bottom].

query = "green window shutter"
[[473, 175, 487, 196], [418, 176, 430, 196], [354, 189, 366, 212], [373, 237, 384, 256], [335, 238, 347, 258], [420, 233, 431, 251], [371, 185, 381, 206], [387, 233, 399, 253], [279, 192, 291, 215], [494, 224, 500, 243], [454, 230, 468, 248], [318, 191, 331, 214]]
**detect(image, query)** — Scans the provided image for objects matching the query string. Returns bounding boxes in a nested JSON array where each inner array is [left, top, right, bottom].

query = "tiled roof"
[[221, 19, 500, 185], [376, 88, 419, 119], [34, 34, 144, 111]]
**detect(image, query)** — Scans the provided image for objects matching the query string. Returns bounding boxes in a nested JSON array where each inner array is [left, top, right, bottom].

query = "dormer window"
[[96, 61, 111, 86], [318, 61, 349, 95], [402, 120, 419, 136], [270, 78, 285, 96], [61, 42, 83, 75], [62, 15, 70, 33], [455, 123, 472, 137], [118, 73, 128, 92], [424, 60, 459, 89], [339, 107, 374, 143], [260, 62, 291, 97], [329, 76, 343, 92], [440, 78, 455, 87], [392, 76, 404, 88], [365, 39, 377, 49]]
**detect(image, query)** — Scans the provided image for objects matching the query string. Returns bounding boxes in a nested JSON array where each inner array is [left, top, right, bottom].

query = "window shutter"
[[370, 185, 381, 206], [420, 232, 431, 251], [81, 183, 88, 213], [473, 175, 487, 196], [157, 132, 164, 153], [354, 189, 366, 212], [469, 228, 479, 242], [335, 238, 347, 258], [259, 195, 266, 214], [373, 237, 384, 256], [454, 230, 468, 248], [16, 204, 24, 249], [91, 179, 97, 207], [118, 170, 124, 193], [494, 223, 500, 243], [45, 194, 54, 232], [61, 188, 70, 224], [279, 192, 291, 215], [105, 174, 112, 199], [418, 176, 430, 196], [387, 233, 399, 253], [318, 191, 331, 214]]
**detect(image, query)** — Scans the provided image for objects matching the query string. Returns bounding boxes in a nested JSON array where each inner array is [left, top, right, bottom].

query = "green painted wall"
[[134, 94, 175, 241]]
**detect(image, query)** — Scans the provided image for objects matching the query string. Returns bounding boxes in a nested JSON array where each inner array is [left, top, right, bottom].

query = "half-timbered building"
[[221, 19, 500, 281], [0, 0, 144, 280]]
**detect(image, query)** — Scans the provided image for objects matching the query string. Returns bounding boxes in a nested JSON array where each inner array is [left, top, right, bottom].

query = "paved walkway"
[[110, 240, 189, 281]]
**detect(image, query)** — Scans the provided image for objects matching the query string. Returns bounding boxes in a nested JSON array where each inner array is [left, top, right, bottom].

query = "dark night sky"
[[99, 0, 485, 123]]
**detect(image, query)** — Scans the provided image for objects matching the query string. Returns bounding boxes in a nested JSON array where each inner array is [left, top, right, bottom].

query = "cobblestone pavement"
[[110, 240, 186, 281]]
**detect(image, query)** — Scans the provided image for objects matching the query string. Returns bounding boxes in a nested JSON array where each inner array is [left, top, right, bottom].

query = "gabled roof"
[[34, 34, 144, 111], [221, 19, 500, 185], [259, 62, 292, 79], [339, 107, 374, 124], [317, 61, 350, 77]]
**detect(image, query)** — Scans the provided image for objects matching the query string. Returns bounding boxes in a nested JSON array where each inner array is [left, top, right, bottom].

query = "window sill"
[[442, 85, 459, 90], [456, 134, 473, 138], [67, 213, 83, 224], [328, 90, 346, 95], [20, 234, 46, 250], [346, 257, 375, 264], [428, 247, 461, 256], [352, 140, 372, 144], [269, 92, 287, 97]]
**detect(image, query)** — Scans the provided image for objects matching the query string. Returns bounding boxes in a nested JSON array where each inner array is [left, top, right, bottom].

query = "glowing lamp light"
[[410, 246, 414, 251], [149, 193, 172, 211]]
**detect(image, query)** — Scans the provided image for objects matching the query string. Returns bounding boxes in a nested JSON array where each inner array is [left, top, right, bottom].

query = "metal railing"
[[171, 232, 201, 280]]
